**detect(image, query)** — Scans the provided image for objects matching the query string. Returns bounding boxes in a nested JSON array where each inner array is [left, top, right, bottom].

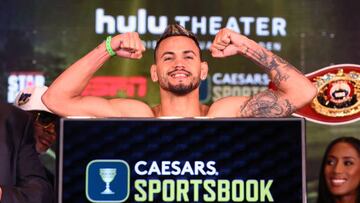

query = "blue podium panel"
[[58, 118, 306, 203]]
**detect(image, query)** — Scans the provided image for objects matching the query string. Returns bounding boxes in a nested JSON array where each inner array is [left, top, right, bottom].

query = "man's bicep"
[[238, 90, 296, 117], [207, 96, 249, 117], [46, 95, 118, 117]]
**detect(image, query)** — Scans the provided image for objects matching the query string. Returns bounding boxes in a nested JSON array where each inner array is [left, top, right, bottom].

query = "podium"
[[58, 118, 306, 203]]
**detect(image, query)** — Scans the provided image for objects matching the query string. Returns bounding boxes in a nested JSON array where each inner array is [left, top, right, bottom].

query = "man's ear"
[[150, 64, 158, 82], [200, 61, 208, 80]]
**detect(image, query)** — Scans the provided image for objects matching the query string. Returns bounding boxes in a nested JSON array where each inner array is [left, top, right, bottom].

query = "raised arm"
[[42, 32, 154, 117], [208, 28, 317, 117]]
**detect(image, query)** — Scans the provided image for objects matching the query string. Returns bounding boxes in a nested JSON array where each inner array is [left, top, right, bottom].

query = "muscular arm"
[[42, 33, 153, 117], [209, 28, 317, 117], [238, 48, 304, 117]]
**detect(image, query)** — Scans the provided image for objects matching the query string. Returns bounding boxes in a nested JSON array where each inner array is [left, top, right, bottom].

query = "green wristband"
[[105, 36, 116, 56]]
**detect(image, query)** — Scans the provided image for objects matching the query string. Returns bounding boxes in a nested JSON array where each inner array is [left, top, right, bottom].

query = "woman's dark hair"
[[317, 136, 360, 203]]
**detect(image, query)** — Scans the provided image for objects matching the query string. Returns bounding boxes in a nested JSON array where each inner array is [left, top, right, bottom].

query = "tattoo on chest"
[[239, 90, 295, 117]]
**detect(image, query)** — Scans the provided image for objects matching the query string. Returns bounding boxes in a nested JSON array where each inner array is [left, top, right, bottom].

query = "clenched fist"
[[111, 32, 146, 59], [210, 28, 254, 58]]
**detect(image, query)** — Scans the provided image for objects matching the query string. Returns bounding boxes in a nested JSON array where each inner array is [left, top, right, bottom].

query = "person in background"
[[14, 86, 59, 184], [0, 102, 53, 203], [317, 136, 360, 203], [15, 86, 58, 154]]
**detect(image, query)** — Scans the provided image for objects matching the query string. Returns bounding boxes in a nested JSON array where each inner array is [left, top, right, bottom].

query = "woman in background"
[[317, 136, 360, 203]]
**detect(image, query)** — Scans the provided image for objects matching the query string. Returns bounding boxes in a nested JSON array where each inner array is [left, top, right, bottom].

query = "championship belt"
[[293, 64, 360, 125]]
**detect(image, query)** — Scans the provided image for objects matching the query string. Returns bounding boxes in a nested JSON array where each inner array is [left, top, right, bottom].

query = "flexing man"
[[42, 24, 317, 117]]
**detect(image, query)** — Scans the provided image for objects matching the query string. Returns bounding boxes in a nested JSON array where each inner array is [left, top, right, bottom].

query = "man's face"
[[151, 36, 207, 95], [324, 142, 360, 198], [34, 121, 56, 153], [31, 111, 57, 153]]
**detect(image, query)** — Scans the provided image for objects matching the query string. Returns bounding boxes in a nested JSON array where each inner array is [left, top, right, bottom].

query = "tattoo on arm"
[[246, 48, 294, 87], [239, 90, 296, 117]]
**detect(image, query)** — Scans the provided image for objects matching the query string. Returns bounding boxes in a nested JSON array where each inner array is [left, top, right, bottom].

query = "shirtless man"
[[42, 24, 317, 117]]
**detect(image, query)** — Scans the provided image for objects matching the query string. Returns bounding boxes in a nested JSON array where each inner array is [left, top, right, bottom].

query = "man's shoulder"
[[0, 102, 15, 114], [0, 102, 32, 142], [0, 102, 30, 120]]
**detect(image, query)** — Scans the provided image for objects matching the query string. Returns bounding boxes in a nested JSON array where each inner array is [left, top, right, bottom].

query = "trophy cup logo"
[[99, 168, 117, 194], [86, 160, 130, 202]]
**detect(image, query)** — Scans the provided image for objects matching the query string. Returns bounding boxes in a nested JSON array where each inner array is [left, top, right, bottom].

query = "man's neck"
[[154, 89, 207, 117]]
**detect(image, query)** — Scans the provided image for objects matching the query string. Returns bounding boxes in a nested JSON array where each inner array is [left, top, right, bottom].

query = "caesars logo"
[[86, 160, 274, 203], [201, 72, 270, 103], [95, 8, 287, 51]]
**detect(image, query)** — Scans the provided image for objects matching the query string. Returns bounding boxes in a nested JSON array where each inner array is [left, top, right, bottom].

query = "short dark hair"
[[317, 136, 360, 203], [154, 24, 202, 62]]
